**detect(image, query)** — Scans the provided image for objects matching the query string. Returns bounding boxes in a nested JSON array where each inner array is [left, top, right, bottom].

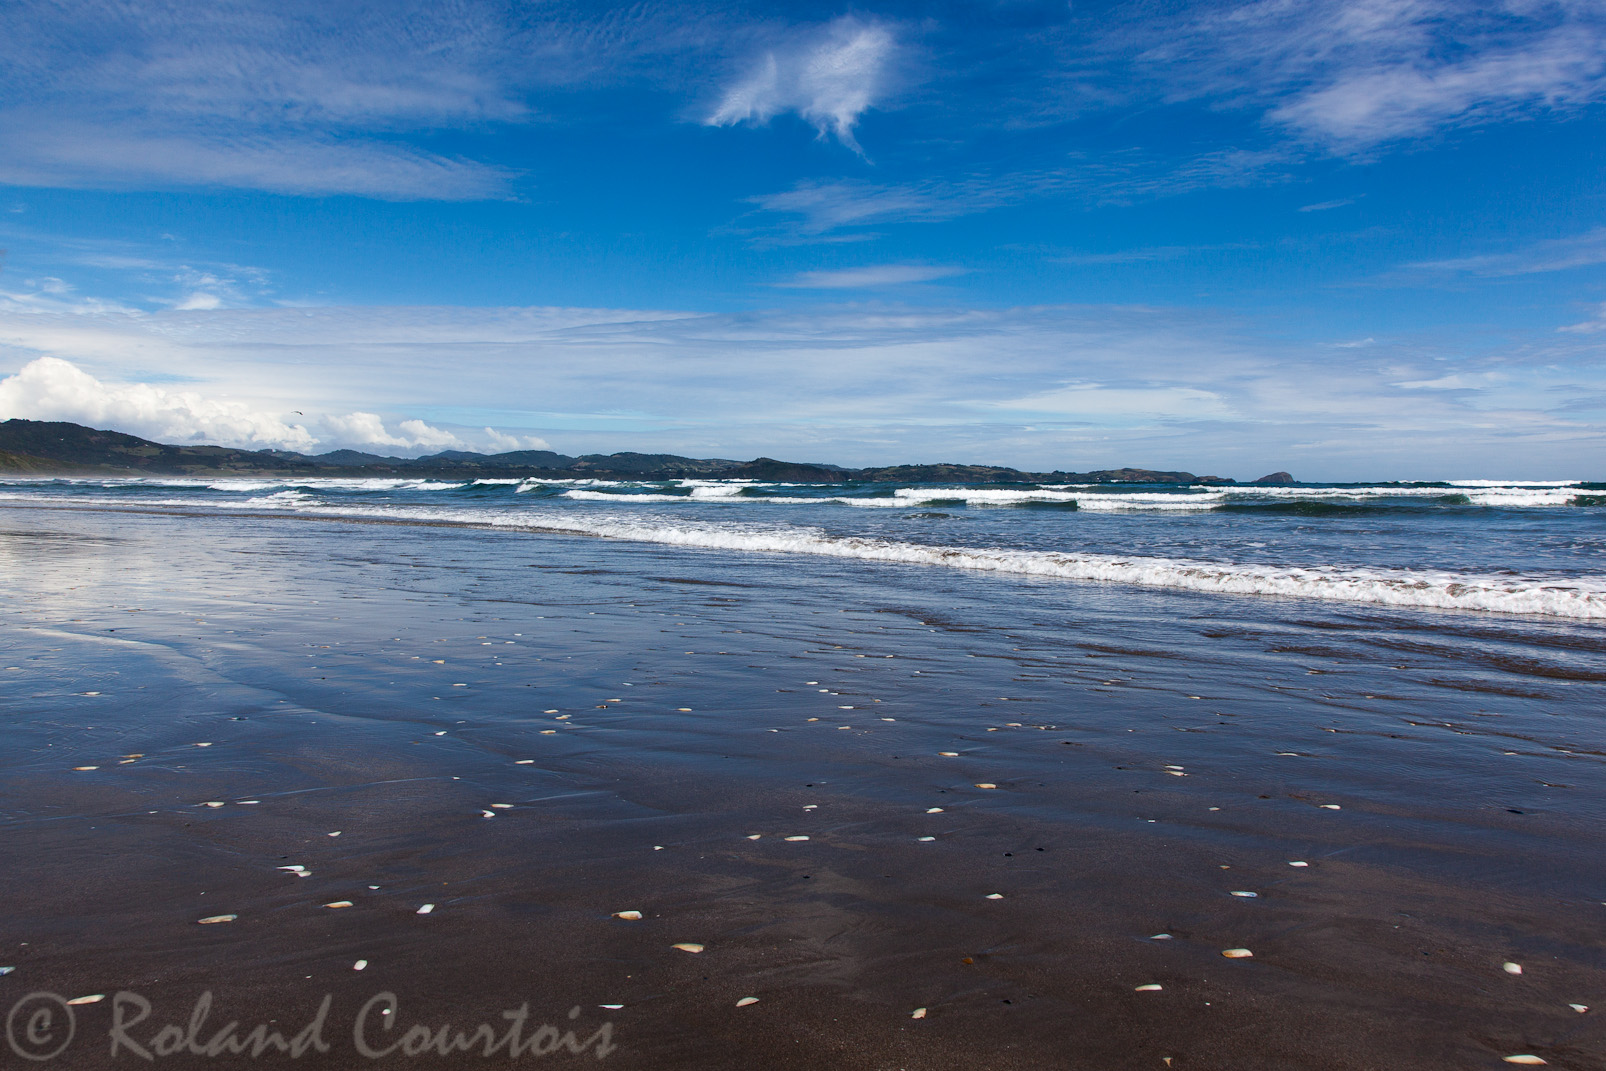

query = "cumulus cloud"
[[321, 412, 474, 452], [707, 17, 895, 151], [0, 355, 316, 450]]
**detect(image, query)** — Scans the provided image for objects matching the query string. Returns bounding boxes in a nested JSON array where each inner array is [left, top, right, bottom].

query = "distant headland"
[[0, 419, 1287, 485]]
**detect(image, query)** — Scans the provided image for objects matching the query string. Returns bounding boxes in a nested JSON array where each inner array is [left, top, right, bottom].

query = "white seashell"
[[1164, 765, 1184, 771], [515, 760, 534, 764], [1320, 804, 1341, 810], [803, 805, 818, 810], [1150, 934, 1172, 940], [975, 783, 998, 789], [672, 943, 703, 953], [1502, 1057, 1546, 1065], [417, 904, 435, 915], [939, 752, 959, 756], [784, 836, 810, 842], [614, 911, 643, 920], [984, 893, 1003, 900], [541, 730, 556, 734], [1166, 770, 1186, 776], [354, 960, 368, 970], [911, 1007, 927, 1019], [677, 708, 692, 712], [1289, 861, 1308, 867], [197, 915, 237, 924], [543, 710, 559, 714], [328, 831, 341, 837], [237, 800, 259, 805], [277, 865, 306, 873], [194, 742, 212, 747], [736, 997, 759, 1007], [66, 995, 104, 1005], [491, 803, 512, 809], [204, 802, 225, 808], [1221, 948, 1253, 958], [324, 901, 354, 909], [73, 766, 98, 771], [746, 834, 762, 840], [481, 810, 495, 818], [599, 1004, 623, 1010], [917, 836, 936, 841], [0, 967, 12, 976], [1230, 891, 1258, 898], [926, 807, 943, 813], [1134, 984, 1162, 992], [1568, 1004, 1587, 1013], [1503, 962, 1523, 974]]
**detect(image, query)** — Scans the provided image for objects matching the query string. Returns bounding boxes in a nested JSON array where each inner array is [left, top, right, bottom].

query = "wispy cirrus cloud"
[[706, 17, 897, 152], [777, 264, 967, 288], [1406, 226, 1606, 276], [1134, 0, 1606, 150]]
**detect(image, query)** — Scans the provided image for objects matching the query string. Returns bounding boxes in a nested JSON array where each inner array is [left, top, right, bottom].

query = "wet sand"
[[2, 506, 1603, 1069]]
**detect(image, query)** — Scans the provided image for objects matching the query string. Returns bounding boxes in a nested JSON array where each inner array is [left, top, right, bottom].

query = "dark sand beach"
[[3, 505, 1603, 1068]]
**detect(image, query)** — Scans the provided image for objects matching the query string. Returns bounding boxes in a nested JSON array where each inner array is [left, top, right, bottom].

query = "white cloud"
[[1137, 0, 1606, 150], [0, 355, 316, 450], [1406, 226, 1606, 276], [779, 264, 966, 288], [1, 300, 1602, 479], [483, 426, 551, 452], [707, 17, 895, 151]]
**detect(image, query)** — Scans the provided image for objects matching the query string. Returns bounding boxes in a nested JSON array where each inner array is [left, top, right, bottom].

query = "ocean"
[[1, 475, 1602, 1068]]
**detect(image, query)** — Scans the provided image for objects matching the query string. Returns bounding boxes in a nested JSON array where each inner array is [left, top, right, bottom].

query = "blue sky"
[[0, 0, 1604, 478]]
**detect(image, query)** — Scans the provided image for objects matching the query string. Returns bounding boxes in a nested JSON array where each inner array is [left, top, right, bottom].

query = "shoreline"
[[2, 505, 1602, 1068]]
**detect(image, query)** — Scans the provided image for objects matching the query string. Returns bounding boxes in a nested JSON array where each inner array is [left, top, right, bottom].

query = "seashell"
[[197, 915, 237, 924], [1166, 770, 1186, 776], [541, 730, 556, 734], [481, 810, 496, 818], [911, 1007, 927, 1019], [926, 807, 944, 813], [543, 709, 559, 714], [277, 865, 306, 873], [736, 997, 759, 1007], [67, 995, 105, 1005], [1150, 934, 1172, 940], [324, 901, 354, 909], [746, 834, 761, 840], [416, 904, 435, 915], [1164, 765, 1184, 771], [803, 805, 818, 810], [354, 960, 368, 970], [672, 943, 703, 953], [1221, 948, 1253, 958], [599, 1004, 623, 1010], [327, 831, 341, 837], [614, 911, 643, 920], [1503, 962, 1522, 974], [984, 893, 1003, 900], [1288, 861, 1308, 867], [1134, 984, 1162, 992], [1230, 891, 1258, 898], [1568, 1004, 1587, 1013], [237, 800, 259, 805], [784, 835, 810, 842], [917, 836, 936, 841], [1319, 804, 1341, 810], [881, 718, 895, 722], [939, 751, 958, 756], [73, 766, 98, 771], [194, 742, 213, 747], [975, 783, 998, 789], [1502, 1057, 1546, 1065], [515, 759, 535, 764], [677, 708, 693, 712], [203, 801, 225, 808]]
